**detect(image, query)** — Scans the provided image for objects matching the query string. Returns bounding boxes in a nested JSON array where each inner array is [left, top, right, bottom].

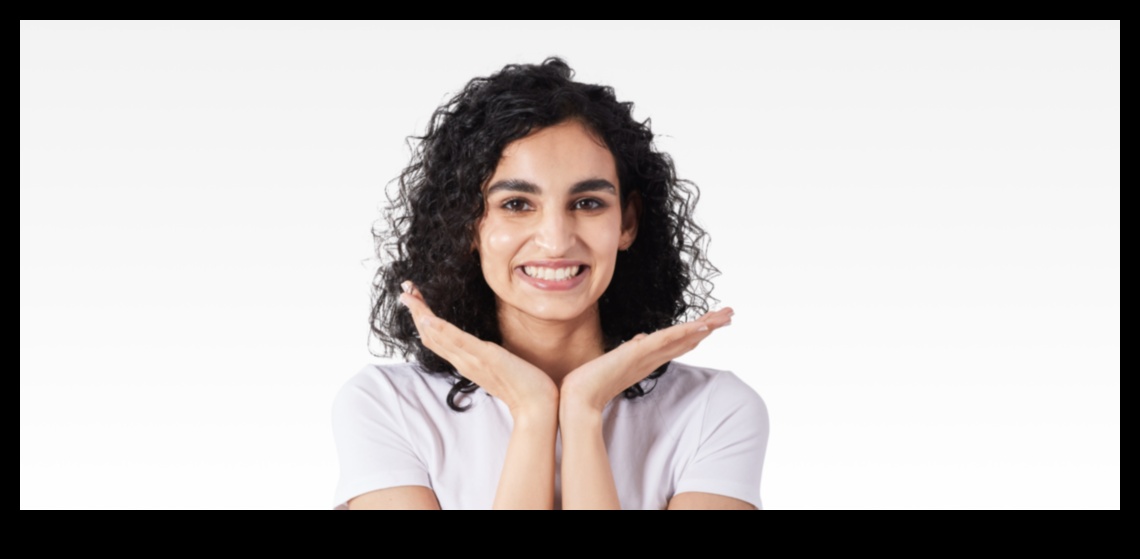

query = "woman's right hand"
[[398, 281, 559, 420]]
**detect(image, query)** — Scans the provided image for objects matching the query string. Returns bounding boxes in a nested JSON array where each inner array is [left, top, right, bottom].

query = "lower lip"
[[515, 266, 589, 291]]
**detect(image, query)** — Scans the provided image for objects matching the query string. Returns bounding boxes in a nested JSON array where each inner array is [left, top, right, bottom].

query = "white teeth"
[[523, 265, 580, 281]]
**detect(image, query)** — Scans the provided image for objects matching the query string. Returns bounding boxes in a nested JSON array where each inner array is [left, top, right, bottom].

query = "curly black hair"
[[370, 57, 720, 412]]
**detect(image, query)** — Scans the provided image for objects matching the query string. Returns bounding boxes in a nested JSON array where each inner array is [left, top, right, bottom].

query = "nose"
[[533, 209, 576, 255]]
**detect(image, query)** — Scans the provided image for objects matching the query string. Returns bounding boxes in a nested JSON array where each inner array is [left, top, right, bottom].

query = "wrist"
[[559, 376, 607, 415], [559, 391, 606, 426], [510, 398, 559, 426], [505, 379, 560, 418]]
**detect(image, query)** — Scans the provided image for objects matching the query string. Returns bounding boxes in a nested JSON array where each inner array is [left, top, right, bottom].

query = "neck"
[[496, 302, 606, 385]]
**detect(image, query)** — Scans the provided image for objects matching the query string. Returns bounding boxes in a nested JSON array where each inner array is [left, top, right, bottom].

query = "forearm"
[[559, 400, 621, 509], [493, 410, 558, 509]]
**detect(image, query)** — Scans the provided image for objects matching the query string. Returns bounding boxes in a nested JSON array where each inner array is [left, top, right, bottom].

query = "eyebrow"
[[485, 178, 617, 197]]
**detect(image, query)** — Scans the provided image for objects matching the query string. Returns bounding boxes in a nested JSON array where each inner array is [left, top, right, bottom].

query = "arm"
[[559, 388, 757, 510], [348, 486, 441, 510], [332, 368, 441, 510], [494, 406, 558, 509], [559, 385, 762, 510], [667, 492, 756, 510], [344, 393, 558, 511], [398, 282, 559, 510], [346, 408, 557, 510], [559, 307, 735, 510], [670, 371, 769, 510], [558, 398, 621, 509]]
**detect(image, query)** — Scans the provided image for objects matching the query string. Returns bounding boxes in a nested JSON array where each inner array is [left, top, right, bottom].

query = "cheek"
[[589, 218, 625, 255], [478, 221, 524, 266]]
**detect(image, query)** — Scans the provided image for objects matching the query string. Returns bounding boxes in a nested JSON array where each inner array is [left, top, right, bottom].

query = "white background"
[[20, 21, 1119, 509]]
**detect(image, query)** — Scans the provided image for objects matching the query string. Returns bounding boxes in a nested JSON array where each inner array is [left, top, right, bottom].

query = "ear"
[[620, 190, 641, 250]]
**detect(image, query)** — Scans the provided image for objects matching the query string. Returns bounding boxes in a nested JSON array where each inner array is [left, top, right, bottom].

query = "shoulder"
[[666, 361, 771, 508], [331, 361, 452, 420], [330, 362, 442, 510], [647, 362, 770, 444], [659, 360, 769, 431]]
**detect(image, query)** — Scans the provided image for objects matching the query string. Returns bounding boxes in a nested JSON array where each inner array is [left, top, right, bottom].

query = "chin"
[[525, 304, 593, 322], [505, 294, 598, 322]]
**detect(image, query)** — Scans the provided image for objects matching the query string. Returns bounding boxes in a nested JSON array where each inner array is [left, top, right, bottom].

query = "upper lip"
[[517, 260, 588, 269]]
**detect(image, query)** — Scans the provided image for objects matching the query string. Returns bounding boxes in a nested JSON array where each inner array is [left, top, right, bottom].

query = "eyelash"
[[500, 198, 607, 212]]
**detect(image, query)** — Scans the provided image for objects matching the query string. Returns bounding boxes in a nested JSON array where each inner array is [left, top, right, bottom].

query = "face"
[[473, 119, 639, 324]]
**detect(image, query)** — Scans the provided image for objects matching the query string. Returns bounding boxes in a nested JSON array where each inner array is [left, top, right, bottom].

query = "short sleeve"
[[330, 367, 432, 509], [673, 371, 770, 509]]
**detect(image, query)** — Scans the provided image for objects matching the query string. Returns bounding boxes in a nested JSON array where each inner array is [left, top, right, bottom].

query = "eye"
[[501, 198, 532, 212], [574, 198, 607, 211]]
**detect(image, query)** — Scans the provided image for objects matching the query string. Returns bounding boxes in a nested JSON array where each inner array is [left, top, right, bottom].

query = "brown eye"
[[574, 198, 606, 211], [502, 198, 531, 212]]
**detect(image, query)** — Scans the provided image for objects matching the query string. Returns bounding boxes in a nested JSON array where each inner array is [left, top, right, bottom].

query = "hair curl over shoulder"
[[370, 57, 720, 412]]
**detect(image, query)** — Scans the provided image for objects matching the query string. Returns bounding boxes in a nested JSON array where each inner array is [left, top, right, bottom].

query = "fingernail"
[[696, 324, 709, 332], [398, 293, 408, 307], [401, 281, 412, 294], [421, 316, 433, 328]]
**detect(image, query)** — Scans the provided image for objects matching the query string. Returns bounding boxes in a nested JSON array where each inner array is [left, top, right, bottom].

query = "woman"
[[332, 57, 769, 509]]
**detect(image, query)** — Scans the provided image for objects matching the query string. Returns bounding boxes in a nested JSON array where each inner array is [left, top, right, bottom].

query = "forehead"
[[485, 120, 619, 194]]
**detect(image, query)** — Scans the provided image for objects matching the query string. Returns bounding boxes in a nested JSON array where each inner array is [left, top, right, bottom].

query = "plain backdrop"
[[20, 21, 1119, 509]]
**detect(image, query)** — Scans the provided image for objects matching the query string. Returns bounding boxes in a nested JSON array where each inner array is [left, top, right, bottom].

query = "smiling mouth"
[[517, 265, 589, 281]]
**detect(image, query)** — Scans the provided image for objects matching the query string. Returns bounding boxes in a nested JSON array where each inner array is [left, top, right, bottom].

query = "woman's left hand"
[[559, 307, 734, 416]]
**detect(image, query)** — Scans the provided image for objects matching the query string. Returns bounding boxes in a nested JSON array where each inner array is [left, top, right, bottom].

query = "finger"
[[399, 282, 470, 350], [398, 288, 435, 323], [667, 307, 734, 338], [694, 307, 734, 329], [651, 312, 732, 355], [403, 282, 480, 347], [642, 322, 705, 352], [710, 309, 733, 327], [631, 324, 706, 370], [400, 296, 448, 362], [399, 292, 464, 362], [401, 280, 428, 307], [398, 287, 482, 369], [629, 333, 649, 343]]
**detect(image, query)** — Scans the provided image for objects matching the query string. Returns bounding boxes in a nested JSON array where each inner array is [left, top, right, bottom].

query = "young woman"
[[332, 58, 769, 509]]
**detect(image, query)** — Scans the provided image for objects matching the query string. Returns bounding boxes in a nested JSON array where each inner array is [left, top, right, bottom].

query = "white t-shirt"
[[331, 359, 769, 509]]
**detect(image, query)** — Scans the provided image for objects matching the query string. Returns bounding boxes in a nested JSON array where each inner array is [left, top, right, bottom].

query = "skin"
[[348, 120, 748, 510]]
